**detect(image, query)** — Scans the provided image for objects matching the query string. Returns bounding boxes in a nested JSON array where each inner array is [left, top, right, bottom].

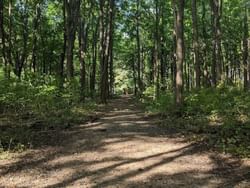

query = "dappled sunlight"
[[0, 97, 249, 187]]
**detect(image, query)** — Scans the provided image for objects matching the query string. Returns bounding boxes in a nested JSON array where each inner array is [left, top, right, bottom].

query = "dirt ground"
[[0, 96, 249, 188]]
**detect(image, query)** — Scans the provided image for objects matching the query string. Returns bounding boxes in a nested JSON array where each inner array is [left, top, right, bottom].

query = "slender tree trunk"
[[174, 0, 185, 107], [0, 0, 3, 52], [31, 3, 41, 73], [79, 20, 86, 102], [132, 53, 137, 95], [59, 0, 67, 89], [201, 1, 210, 87], [15, 0, 28, 79], [243, 7, 249, 90], [211, 0, 217, 86], [171, 0, 177, 91], [211, 0, 222, 86], [0, 0, 7, 78], [90, 17, 99, 98], [7, 0, 12, 78], [160, 1, 166, 87], [153, 0, 160, 99], [136, 0, 142, 95], [99, 0, 109, 103], [108, 0, 115, 97], [65, 0, 80, 79], [192, 0, 200, 89], [248, 38, 250, 89]]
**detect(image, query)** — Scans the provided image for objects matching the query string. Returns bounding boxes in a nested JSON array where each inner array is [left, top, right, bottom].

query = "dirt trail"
[[0, 96, 249, 188]]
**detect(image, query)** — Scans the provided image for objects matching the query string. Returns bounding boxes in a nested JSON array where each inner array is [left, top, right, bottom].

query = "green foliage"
[[115, 68, 134, 94], [0, 76, 96, 152], [142, 87, 174, 112], [143, 87, 250, 157]]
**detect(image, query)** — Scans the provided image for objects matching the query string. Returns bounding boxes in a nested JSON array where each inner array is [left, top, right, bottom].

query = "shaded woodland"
[[0, 1, 250, 187], [0, 0, 250, 165]]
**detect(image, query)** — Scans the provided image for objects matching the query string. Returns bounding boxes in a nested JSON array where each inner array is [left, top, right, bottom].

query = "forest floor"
[[0, 96, 250, 188]]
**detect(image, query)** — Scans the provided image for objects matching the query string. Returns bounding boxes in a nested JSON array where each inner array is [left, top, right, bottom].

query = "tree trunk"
[[171, 0, 177, 91], [108, 0, 115, 97], [65, 0, 80, 79], [59, 0, 67, 89], [14, 0, 28, 79], [154, 0, 160, 99], [79, 20, 86, 102], [174, 0, 185, 107], [211, 0, 222, 86], [243, 7, 249, 90], [192, 0, 200, 89], [160, 2, 166, 87], [99, 0, 109, 103], [0, 0, 7, 78], [7, 0, 12, 78], [31, 3, 41, 73], [90, 17, 99, 98], [136, 0, 142, 96]]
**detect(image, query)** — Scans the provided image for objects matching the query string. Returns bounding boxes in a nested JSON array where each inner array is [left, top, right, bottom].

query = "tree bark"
[[7, 0, 12, 78], [136, 0, 142, 95], [65, 0, 80, 79], [108, 0, 115, 97], [243, 7, 249, 90], [154, 0, 160, 99], [14, 0, 28, 79], [59, 0, 67, 89], [0, 0, 7, 78], [171, 0, 177, 91], [192, 0, 201, 89], [31, 3, 41, 72], [210, 0, 222, 86], [174, 0, 185, 107], [99, 0, 109, 103], [79, 0, 90, 102], [90, 17, 99, 98]]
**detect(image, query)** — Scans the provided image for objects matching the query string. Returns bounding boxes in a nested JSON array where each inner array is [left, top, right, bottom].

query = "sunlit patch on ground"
[[0, 96, 249, 187]]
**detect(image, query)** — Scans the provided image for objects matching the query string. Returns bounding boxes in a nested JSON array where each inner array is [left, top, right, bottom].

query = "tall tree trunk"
[[248, 37, 250, 89], [65, 0, 80, 79], [59, 0, 67, 89], [15, 0, 28, 79], [79, 18, 88, 102], [243, 7, 249, 90], [136, 0, 142, 95], [211, 0, 222, 86], [108, 0, 115, 97], [174, 0, 185, 107], [171, 0, 177, 91], [31, 3, 41, 73], [201, 1, 210, 87], [7, 0, 12, 78], [79, 0, 91, 102], [154, 0, 160, 99], [192, 0, 200, 89], [99, 0, 109, 103], [90, 17, 99, 98], [132, 53, 137, 95], [0, 0, 7, 78], [160, 1, 166, 87]]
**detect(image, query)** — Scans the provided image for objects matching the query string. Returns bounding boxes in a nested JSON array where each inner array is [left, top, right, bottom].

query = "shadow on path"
[[0, 96, 249, 187]]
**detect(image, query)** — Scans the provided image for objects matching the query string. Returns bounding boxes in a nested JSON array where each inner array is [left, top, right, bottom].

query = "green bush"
[[0, 76, 96, 152], [142, 87, 250, 157]]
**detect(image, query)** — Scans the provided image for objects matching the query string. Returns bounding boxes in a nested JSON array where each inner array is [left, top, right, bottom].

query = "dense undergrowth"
[[0, 75, 96, 153], [142, 86, 250, 157]]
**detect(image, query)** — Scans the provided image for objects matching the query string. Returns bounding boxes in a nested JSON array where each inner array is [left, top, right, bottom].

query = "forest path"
[[0, 96, 250, 188]]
